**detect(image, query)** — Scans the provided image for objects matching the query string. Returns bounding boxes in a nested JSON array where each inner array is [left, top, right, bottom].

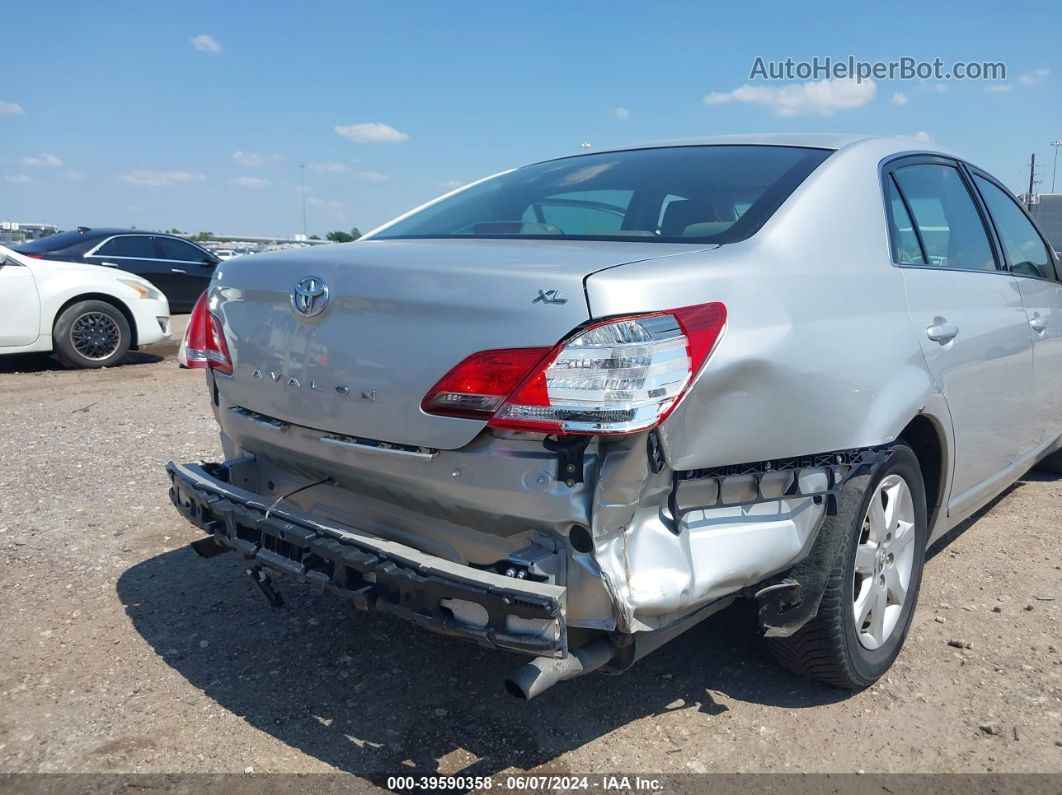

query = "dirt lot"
[[0, 336, 1060, 783]]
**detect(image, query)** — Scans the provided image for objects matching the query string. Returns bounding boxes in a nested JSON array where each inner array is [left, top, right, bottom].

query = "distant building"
[[0, 221, 58, 243], [1029, 194, 1062, 253]]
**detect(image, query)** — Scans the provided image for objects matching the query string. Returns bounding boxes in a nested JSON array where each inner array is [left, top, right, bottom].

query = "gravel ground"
[[0, 335, 1060, 782]]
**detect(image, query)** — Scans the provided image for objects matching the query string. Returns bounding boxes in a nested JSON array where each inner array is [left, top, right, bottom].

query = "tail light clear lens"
[[178, 292, 233, 375], [423, 302, 726, 435]]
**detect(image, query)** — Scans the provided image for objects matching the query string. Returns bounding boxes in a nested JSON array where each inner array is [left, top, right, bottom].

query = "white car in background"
[[0, 243, 171, 368]]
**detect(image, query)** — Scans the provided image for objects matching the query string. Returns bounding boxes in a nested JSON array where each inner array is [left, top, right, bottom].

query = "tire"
[[52, 300, 131, 369], [766, 443, 928, 689]]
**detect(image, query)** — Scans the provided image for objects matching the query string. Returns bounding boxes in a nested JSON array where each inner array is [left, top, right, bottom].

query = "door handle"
[[171, 268, 187, 274], [1029, 314, 1047, 333], [926, 320, 959, 343]]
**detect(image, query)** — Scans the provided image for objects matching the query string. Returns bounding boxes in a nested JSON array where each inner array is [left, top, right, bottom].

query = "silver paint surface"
[[202, 134, 1062, 636]]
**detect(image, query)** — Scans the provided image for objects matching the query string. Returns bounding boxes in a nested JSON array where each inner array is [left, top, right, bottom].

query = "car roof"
[[591, 133, 875, 152], [12, 227, 208, 255], [527, 134, 965, 173], [72, 228, 187, 239]]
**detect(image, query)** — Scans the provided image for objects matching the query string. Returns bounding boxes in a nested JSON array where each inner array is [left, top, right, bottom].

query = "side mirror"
[[202, 257, 217, 267]]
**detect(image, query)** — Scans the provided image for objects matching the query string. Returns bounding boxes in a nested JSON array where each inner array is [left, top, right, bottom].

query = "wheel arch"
[[52, 293, 139, 350], [895, 411, 949, 540]]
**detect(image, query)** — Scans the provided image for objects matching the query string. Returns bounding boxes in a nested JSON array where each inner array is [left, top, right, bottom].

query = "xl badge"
[[291, 276, 330, 318], [532, 289, 567, 305]]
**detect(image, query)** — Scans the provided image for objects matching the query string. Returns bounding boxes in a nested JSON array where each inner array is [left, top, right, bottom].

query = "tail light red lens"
[[178, 292, 233, 375], [421, 347, 552, 419], [423, 302, 726, 435]]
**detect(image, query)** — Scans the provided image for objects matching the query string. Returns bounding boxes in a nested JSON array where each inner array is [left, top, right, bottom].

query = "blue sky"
[[2, 0, 1059, 237]]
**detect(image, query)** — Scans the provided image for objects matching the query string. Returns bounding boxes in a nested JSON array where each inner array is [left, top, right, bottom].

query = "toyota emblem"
[[291, 276, 330, 318]]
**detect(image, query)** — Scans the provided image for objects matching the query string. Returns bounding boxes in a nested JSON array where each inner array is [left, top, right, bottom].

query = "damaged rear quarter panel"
[[590, 432, 829, 631], [581, 142, 943, 630], [584, 143, 934, 471]]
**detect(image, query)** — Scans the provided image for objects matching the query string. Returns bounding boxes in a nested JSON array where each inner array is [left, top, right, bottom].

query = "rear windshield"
[[373, 145, 832, 244], [13, 230, 89, 253]]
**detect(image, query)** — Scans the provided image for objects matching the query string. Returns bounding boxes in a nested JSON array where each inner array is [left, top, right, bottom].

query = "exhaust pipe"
[[504, 638, 615, 700]]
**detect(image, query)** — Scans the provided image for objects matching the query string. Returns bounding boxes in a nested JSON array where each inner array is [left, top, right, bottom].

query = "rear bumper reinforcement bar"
[[166, 461, 568, 658]]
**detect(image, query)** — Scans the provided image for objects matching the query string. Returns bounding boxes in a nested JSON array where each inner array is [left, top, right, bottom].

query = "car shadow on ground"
[[118, 545, 849, 781], [0, 349, 167, 374]]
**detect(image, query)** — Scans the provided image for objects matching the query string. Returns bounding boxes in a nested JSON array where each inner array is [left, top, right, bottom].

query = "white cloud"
[[5, 174, 34, 184], [308, 161, 347, 174], [984, 69, 1048, 94], [21, 153, 62, 167], [119, 169, 207, 187], [233, 151, 281, 167], [0, 100, 25, 115], [307, 196, 345, 218], [191, 34, 222, 54], [933, 83, 950, 93], [1019, 67, 1049, 86], [437, 179, 463, 190], [704, 77, 876, 116], [356, 170, 389, 181], [912, 131, 934, 143], [891, 92, 908, 106], [335, 122, 410, 143], [613, 107, 630, 119], [233, 176, 270, 189]]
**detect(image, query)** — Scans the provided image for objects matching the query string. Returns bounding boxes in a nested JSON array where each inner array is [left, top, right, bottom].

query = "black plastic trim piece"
[[543, 434, 592, 486], [673, 446, 889, 518]]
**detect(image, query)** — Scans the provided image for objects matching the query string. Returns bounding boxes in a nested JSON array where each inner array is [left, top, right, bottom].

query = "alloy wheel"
[[852, 473, 916, 650]]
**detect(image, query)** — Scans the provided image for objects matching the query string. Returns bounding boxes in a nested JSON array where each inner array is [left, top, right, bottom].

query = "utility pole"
[[299, 164, 308, 239], [1027, 153, 1036, 207], [1051, 140, 1062, 193]]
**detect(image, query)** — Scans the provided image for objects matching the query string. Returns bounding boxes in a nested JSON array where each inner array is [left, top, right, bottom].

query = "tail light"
[[178, 292, 233, 375], [421, 347, 552, 418], [423, 302, 726, 434]]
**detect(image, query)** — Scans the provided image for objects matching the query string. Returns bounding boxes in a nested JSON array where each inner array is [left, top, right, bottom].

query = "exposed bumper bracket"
[[247, 565, 285, 609], [166, 460, 569, 658]]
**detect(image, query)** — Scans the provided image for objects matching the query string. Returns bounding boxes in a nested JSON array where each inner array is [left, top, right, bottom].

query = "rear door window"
[[156, 237, 209, 262], [95, 235, 157, 259], [892, 164, 997, 271], [972, 174, 1056, 280], [520, 190, 632, 235], [884, 175, 926, 265]]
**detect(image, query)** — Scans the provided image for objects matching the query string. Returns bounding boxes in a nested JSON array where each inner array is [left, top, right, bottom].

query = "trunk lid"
[[213, 238, 704, 449]]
